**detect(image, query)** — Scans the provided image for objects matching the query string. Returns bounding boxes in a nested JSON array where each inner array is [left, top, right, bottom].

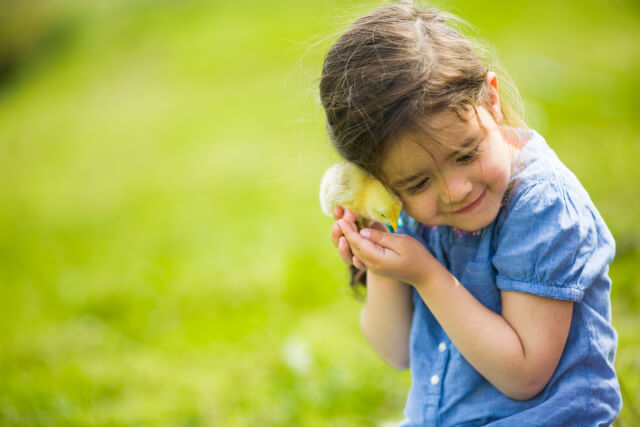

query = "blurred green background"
[[0, 0, 638, 425]]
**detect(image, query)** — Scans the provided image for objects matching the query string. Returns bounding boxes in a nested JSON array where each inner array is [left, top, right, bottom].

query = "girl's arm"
[[339, 220, 573, 401], [414, 261, 573, 400], [331, 208, 413, 370], [360, 271, 413, 370]]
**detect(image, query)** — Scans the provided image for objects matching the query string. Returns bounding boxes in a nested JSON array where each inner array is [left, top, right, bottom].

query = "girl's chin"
[[412, 198, 502, 230], [460, 207, 501, 230], [448, 202, 502, 230]]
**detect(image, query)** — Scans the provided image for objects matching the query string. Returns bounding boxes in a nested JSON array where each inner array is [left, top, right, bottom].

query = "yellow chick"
[[319, 162, 403, 231]]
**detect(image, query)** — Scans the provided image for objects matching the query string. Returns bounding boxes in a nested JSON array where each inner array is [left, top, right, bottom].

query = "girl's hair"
[[319, 2, 526, 291], [319, 1, 526, 180]]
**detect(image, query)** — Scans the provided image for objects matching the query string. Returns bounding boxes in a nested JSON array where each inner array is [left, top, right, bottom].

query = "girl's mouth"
[[453, 187, 487, 214]]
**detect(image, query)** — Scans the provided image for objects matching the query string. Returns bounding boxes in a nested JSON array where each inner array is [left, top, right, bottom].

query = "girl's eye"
[[456, 146, 480, 165], [407, 178, 429, 194]]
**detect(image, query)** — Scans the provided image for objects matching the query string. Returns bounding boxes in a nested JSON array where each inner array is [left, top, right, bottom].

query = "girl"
[[320, 2, 621, 426]]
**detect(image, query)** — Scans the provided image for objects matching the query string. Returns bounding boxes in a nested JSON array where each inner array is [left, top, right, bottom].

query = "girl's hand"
[[330, 206, 387, 271], [337, 218, 433, 286]]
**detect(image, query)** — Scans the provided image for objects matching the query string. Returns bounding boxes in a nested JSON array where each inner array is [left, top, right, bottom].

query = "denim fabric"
[[396, 130, 621, 426]]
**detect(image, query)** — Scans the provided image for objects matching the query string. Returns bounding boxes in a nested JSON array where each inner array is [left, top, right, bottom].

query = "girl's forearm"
[[413, 261, 548, 400], [360, 271, 413, 370], [336, 219, 569, 398]]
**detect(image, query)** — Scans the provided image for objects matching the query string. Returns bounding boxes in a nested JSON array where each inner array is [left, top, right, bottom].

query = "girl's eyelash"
[[456, 145, 480, 164], [408, 178, 429, 194], [405, 144, 479, 194]]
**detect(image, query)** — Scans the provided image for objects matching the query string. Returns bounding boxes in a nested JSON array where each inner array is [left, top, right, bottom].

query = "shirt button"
[[430, 374, 440, 385], [438, 342, 447, 352]]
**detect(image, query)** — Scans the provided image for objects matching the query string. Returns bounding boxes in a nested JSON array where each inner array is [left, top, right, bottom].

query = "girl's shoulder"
[[490, 130, 615, 301], [510, 129, 571, 190], [504, 129, 600, 221]]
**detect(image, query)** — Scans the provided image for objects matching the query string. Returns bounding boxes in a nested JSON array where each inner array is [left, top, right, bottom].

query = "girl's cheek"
[[479, 149, 510, 189], [404, 194, 437, 223], [399, 196, 415, 216]]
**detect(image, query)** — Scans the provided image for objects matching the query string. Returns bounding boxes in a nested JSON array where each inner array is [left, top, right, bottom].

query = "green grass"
[[0, 0, 638, 425]]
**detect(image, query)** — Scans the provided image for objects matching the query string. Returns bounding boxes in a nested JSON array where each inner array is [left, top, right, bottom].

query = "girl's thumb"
[[359, 227, 396, 249]]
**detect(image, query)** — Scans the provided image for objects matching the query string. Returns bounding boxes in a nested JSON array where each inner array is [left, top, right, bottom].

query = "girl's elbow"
[[387, 355, 410, 371], [374, 337, 410, 370], [503, 385, 543, 401], [502, 374, 551, 401]]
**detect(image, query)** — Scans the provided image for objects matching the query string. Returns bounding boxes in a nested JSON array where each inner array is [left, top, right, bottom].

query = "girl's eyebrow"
[[392, 137, 478, 187], [445, 137, 478, 160], [393, 170, 428, 188]]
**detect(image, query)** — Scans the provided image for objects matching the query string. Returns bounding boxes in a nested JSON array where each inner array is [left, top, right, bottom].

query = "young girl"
[[320, 3, 621, 425]]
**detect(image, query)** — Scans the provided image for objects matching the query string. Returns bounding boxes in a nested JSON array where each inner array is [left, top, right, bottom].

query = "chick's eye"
[[374, 210, 387, 219]]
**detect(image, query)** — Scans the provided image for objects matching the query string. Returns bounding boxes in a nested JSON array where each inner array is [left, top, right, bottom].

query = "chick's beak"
[[391, 220, 398, 232]]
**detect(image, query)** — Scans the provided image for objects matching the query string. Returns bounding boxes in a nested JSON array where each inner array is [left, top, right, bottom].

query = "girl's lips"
[[453, 187, 487, 214]]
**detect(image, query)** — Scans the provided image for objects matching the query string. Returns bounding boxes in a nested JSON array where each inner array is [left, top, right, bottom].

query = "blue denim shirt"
[[396, 130, 621, 426]]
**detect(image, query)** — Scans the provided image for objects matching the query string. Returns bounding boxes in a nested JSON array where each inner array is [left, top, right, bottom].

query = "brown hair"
[[319, 2, 526, 290], [320, 2, 525, 178]]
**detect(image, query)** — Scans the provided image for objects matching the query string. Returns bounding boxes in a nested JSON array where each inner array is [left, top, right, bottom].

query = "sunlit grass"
[[0, 0, 638, 425]]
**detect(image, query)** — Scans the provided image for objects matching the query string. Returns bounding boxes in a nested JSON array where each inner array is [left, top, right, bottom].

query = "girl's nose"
[[440, 173, 473, 205]]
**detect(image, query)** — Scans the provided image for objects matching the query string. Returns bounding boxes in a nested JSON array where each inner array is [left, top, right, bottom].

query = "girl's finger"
[[338, 217, 358, 234], [338, 236, 354, 265], [334, 213, 358, 244], [353, 256, 367, 271], [333, 205, 344, 220], [343, 208, 357, 224], [359, 227, 398, 251], [338, 219, 382, 263], [330, 222, 342, 247]]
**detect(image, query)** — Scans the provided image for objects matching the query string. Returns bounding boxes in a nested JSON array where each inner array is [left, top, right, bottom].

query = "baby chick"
[[319, 162, 403, 231]]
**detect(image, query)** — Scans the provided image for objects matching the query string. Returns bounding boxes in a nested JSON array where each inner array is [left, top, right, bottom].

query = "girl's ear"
[[486, 71, 503, 123]]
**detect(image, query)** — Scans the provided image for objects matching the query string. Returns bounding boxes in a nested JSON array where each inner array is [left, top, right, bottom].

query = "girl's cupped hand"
[[337, 217, 433, 286], [331, 206, 387, 270]]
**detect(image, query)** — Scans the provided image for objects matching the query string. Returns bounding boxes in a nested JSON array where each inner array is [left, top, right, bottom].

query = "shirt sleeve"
[[492, 177, 612, 302]]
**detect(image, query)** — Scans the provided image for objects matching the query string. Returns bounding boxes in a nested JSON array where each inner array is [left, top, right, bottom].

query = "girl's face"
[[382, 105, 517, 231]]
